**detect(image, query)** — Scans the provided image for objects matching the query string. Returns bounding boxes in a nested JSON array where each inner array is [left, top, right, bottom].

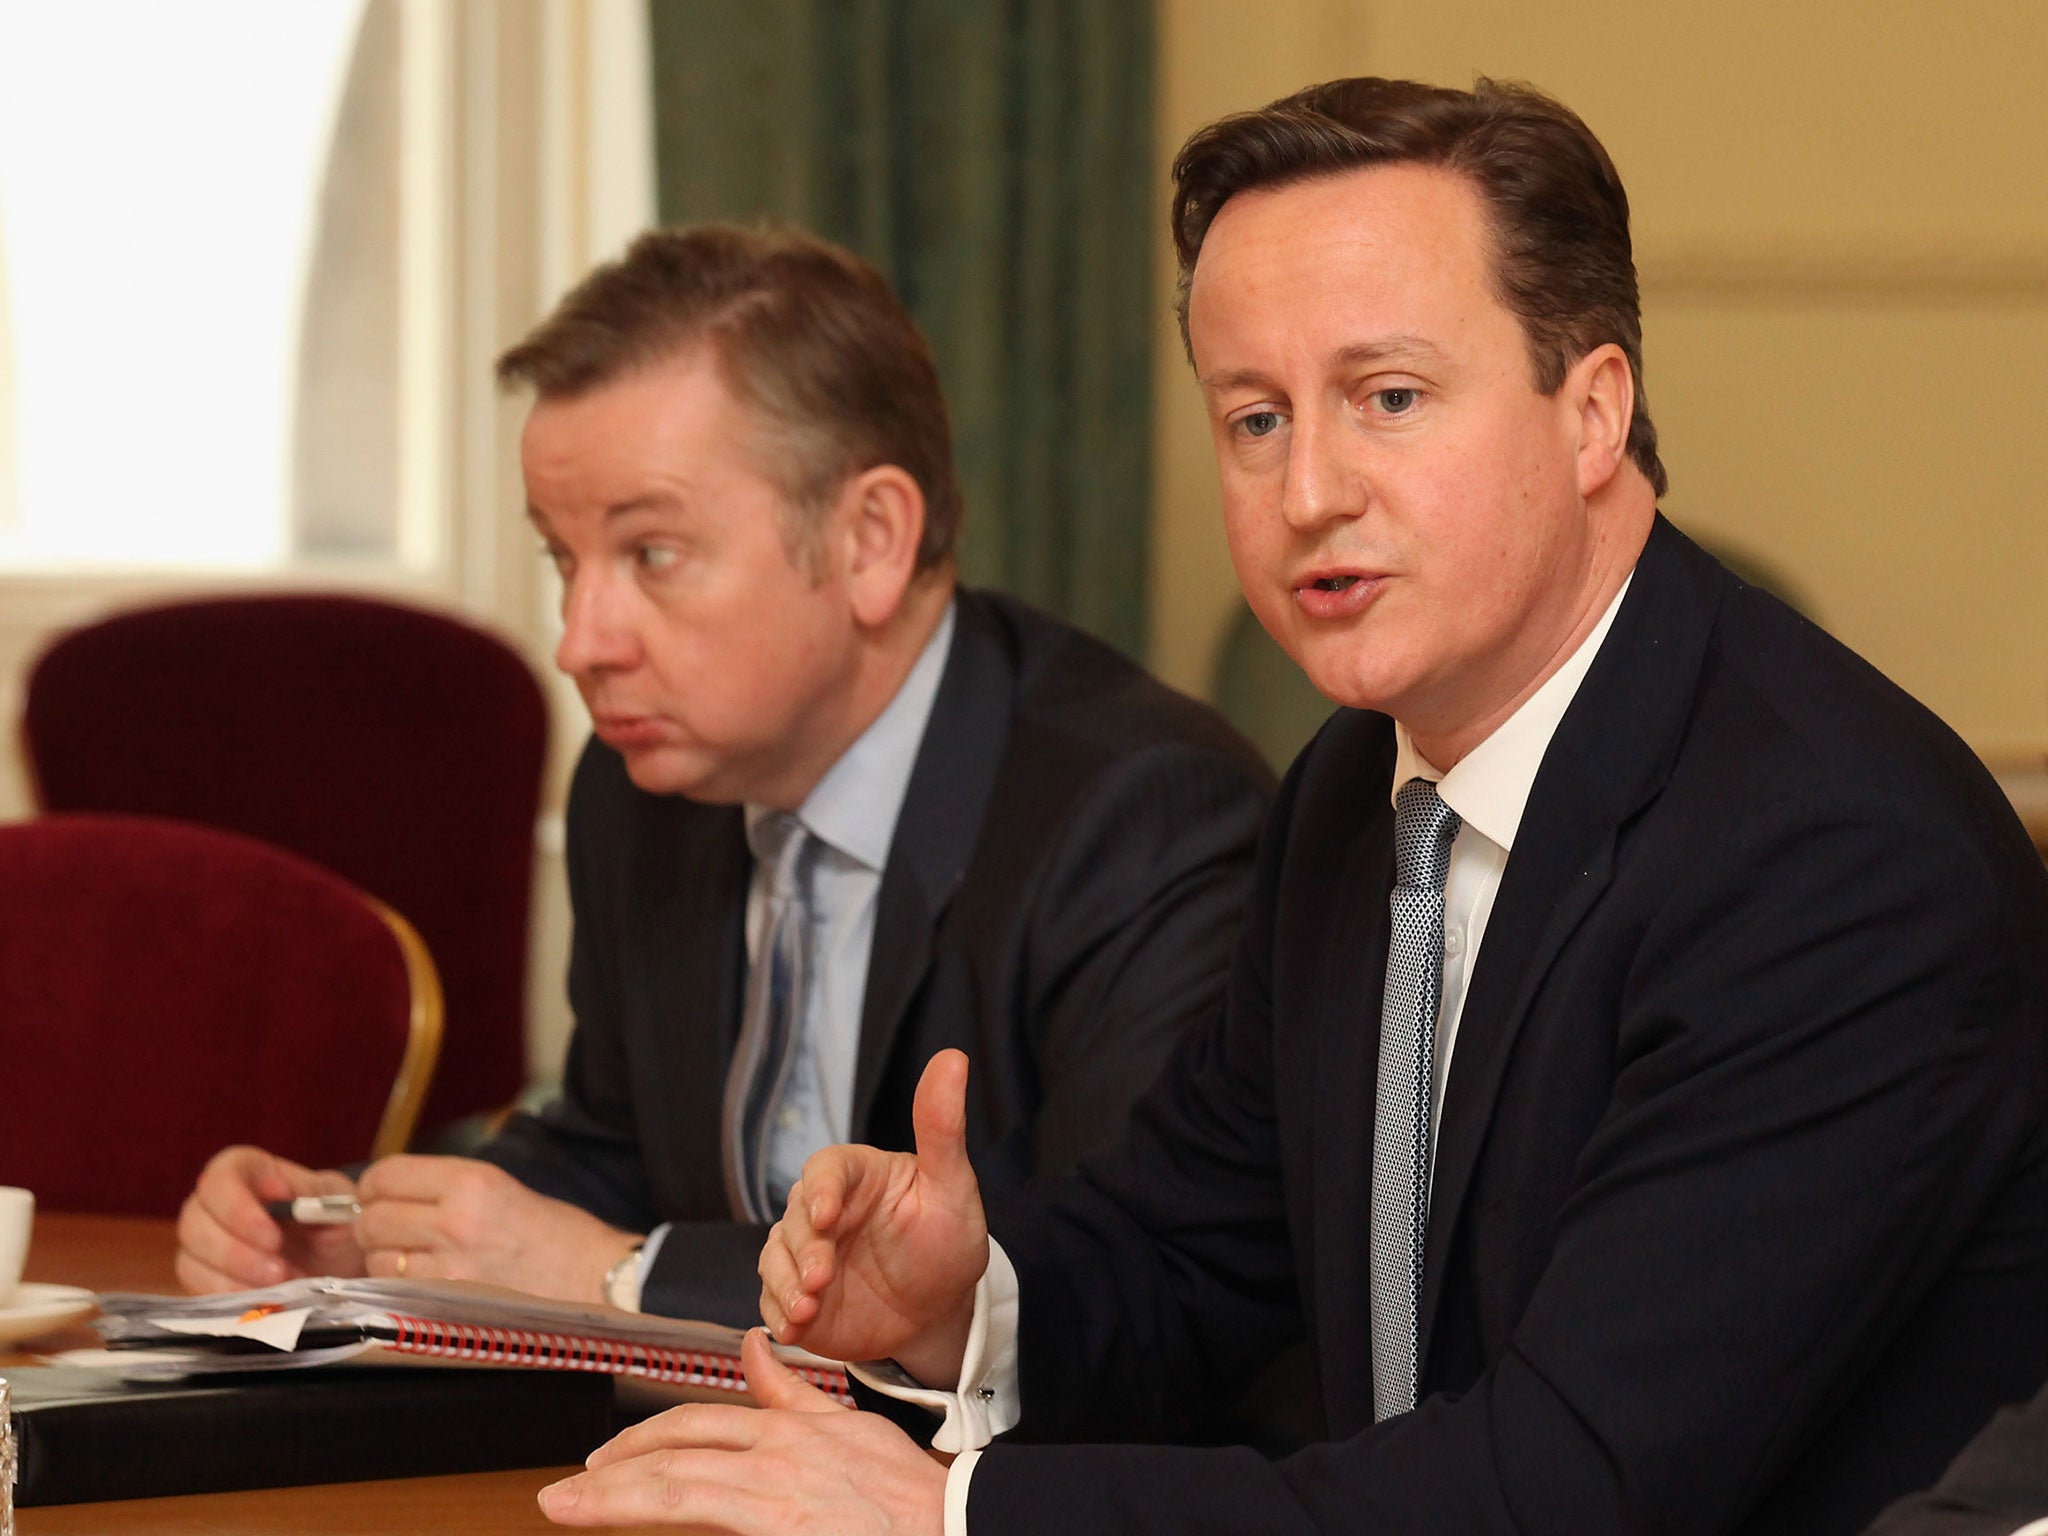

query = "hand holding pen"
[[263, 1194, 362, 1226], [175, 1146, 369, 1294]]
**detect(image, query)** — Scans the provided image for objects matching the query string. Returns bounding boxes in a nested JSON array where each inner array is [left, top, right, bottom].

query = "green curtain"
[[647, 0, 1155, 658]]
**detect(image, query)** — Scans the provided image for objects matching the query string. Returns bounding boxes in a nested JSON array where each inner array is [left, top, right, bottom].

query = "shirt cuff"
[[612, 1221, 669, 1312], [845, 1238, 1021, 1454], [943, 1449, 982, 1536]]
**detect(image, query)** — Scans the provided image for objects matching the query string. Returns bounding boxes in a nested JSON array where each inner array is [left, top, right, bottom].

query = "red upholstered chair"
[[0, 814, 442, 1216], [21, 593, 547, 1140]]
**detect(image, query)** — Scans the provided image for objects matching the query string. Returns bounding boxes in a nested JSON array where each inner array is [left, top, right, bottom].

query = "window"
[[0, 0, 375, 570]]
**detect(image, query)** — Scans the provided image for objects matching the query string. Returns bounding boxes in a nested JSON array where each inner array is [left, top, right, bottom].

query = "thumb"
[[911, 1050, 976, 1201], [741, 1327, 844, 1414]]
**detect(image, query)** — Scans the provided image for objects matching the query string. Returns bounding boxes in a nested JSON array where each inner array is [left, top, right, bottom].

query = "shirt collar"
[[1392, 573, 1633, 852], [746, 599, 957, 873]]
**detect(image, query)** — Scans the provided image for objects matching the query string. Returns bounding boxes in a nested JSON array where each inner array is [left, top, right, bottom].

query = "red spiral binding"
[[384, 1315, 855, 1405]]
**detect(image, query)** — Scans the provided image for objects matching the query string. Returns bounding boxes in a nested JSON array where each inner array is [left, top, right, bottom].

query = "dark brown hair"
[[497, 224, 963, 572], [1172, 76, 1666, 497]]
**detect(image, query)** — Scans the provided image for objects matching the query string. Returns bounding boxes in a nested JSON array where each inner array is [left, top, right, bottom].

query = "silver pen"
[[262, 1194, 362, 1225]]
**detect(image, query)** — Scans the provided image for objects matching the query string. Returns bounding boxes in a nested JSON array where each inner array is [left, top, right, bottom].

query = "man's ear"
[[1567, 343, 1635, 499], [829, 464, 926, 628]]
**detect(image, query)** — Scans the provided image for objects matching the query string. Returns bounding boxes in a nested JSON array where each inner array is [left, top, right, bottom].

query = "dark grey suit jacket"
[[968, 519, 2048, 1535], [480, 588, 1274, 1324]]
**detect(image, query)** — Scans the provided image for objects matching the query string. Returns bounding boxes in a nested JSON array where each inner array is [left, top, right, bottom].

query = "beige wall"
[[1151, 0, 2048, 767]]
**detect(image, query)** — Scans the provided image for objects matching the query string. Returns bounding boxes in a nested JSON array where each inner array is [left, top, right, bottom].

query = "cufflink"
[[603, 1242, 646, 1312]]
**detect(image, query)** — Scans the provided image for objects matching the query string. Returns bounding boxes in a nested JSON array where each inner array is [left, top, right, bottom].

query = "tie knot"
[[1392, 778, 1460, 891], [748, 811, 811, 899]]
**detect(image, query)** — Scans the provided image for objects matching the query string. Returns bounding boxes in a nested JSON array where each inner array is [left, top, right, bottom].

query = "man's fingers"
[[540, 1452, 778, 1531], [794, 1149, 851, 1234], [203, 1149, 358, 1251], [199, 1148, 296, 1249], [354, 1153, 471, 1202], [758, 1233, 807, 1336], [762, 1280, 822, 1346], [742, 1327, 843, 1414], [583, 1403, 767, 1467], [767, 1184, 841, 1308], [353, 1198, 447, 1256], [179, 1149, 371, 1296], [911, 1049, 976, 1203], [177, 1197, 288, 1289]]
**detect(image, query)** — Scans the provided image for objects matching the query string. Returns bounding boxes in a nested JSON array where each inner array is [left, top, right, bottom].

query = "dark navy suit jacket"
[[481, 588, 1274, 1325], [969, 520, 2048, 1535]]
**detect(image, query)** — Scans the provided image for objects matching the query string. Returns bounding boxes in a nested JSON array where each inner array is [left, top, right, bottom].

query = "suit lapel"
[[1304, 721, 1399, 1434], [636, 801, 750, 1215], [849, 591, 1018, 1133], [1417, 517, 1725, 1372]]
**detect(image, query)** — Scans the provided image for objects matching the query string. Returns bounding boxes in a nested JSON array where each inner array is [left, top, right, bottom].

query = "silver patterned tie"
[[1370, 777, 1461, 1421], [720, 811, 814, 1223]]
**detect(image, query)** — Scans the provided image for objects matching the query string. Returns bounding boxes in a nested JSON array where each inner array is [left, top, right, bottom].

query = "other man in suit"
[[174, 224, 1273, 1325], [535, 78, 2048, 1536]]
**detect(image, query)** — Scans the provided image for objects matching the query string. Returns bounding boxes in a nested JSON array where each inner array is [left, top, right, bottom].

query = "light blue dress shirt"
[[632, 602, 957, 1297]]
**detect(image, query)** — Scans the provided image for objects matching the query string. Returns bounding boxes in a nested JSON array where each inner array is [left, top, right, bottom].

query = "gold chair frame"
[[363, 897, 446, 1157]]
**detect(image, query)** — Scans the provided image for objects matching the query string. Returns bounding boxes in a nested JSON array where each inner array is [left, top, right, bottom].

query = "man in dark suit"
[[1863, 1379, 2048, 1536], [534, 78, 2048, 1536], [174, 225, 1272, 1326]]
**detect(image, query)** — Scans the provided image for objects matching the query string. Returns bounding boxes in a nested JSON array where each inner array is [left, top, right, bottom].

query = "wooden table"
[[4, 1213, 675, 1534]]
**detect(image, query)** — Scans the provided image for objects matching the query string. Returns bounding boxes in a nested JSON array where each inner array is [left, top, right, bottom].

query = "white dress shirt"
[[630, 603, 957, 1296], [864, 578, 1634, 1535]]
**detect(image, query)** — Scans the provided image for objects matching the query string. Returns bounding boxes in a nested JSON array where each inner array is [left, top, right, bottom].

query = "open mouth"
[[1310, 575, 1363, 592]]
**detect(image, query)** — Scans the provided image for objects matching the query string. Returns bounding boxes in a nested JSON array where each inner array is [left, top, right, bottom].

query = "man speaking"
[[539, 78, 2048, 1536]]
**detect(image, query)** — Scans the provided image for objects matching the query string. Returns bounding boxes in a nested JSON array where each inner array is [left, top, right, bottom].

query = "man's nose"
[[554, 570, 635, 679], [1279, 411, 1363, 533]]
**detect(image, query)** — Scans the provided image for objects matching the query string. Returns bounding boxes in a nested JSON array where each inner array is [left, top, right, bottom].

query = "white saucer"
[[0, 1282, 97, 1345]]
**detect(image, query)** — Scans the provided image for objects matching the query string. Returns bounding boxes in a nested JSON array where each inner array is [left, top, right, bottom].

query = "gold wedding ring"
[[396, 1251, 410, 1279]]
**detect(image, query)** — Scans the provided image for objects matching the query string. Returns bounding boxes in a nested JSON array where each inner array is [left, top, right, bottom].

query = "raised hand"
[[758, 1049, 988, 1385], [176, 1145, 366, 1292]]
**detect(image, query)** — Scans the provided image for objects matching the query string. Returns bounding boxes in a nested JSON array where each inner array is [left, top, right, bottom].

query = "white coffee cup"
[[0, 1185, 33, 1304]]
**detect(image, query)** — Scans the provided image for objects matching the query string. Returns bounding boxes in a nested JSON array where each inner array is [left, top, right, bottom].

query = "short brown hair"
[[497, 224, 963, 573], [1172, 77, 1667, 497]]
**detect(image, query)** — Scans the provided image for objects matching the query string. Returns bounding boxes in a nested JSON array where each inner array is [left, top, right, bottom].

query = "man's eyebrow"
[[524, 494, 685, 532], [1331, 335, 1449, 370], [602, 494, 683, 521], [1198, 335, 1451, 396], [1198, 364, 1280, 397]]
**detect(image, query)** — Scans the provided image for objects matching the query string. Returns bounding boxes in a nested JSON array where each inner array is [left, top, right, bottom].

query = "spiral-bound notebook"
[[85, 1276, 853, 1403]]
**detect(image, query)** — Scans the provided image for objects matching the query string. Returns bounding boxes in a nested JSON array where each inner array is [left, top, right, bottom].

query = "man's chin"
[[615, 745, 732, 804], [1294, 653, 1403, 715]]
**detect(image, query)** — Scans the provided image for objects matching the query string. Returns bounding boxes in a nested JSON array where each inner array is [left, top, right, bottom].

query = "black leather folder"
[[5, 1362, 614, 1505]]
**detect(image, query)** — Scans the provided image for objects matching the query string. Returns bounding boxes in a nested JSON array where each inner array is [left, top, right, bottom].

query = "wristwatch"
[[603, 1242, 646, 1312]]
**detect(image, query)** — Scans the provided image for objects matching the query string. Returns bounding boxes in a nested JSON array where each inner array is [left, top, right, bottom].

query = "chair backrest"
[[21, 593, 546, 1138], [0, 814, 442, 1215]]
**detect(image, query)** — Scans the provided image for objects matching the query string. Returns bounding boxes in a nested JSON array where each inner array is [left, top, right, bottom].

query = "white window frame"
[[0, 0, 654, 827]]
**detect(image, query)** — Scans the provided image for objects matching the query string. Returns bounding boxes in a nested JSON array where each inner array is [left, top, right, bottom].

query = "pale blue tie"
[[721, 811, 814, 1223], [1370, 778, 1461, 1421]]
